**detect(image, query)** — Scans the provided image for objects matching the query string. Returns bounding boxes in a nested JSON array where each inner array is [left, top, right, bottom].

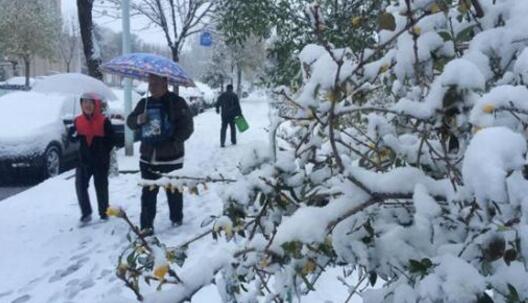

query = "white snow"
[[462, 127, 527, 206]]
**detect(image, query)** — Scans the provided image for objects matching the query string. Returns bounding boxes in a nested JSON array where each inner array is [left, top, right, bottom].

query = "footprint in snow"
[[0, 290, 13, 299], [10, 295, 30, 303], [65, 277, 96, 299], [43, 256, 60, 267], [48, 257, 89, 283]]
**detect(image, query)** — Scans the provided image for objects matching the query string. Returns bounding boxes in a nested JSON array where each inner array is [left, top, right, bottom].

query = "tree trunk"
[[66, 61, 71, 73], [23, 57, 30, 88], [236, 63, 242, 97], [77, 0, 102, 80], [171, 46, 180, 95], [11, 61, 18, 77]]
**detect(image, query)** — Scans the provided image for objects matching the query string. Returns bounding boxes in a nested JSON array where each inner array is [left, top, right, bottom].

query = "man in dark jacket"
[[127, 74, 194, 235], [216, 84, 242, 147], [71, 93, 115, 224]]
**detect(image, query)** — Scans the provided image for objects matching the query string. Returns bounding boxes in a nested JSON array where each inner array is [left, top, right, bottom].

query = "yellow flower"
[[482, 104, 495, 113], [106, 207, 123, 218], [153, 264, 169, 280]]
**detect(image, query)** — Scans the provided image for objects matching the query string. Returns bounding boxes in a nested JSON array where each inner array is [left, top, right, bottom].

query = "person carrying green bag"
[[216, 84, 246, 147]]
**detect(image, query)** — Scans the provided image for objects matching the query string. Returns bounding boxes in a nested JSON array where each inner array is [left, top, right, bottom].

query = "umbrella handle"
[[143, 90, 150, 114]]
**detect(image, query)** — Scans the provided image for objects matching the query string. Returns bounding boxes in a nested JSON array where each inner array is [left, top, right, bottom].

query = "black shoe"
[[100, 214, 109, 221], [140, 227, 154, 237], [220, 144, 225, 148], [80, 214, 92, 224]]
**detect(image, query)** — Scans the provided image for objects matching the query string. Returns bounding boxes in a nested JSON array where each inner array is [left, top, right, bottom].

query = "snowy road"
[[0, 186, 30, 201]]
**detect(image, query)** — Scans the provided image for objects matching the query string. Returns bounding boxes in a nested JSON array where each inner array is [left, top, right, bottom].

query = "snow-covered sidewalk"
[[0, 99, 271, 303]]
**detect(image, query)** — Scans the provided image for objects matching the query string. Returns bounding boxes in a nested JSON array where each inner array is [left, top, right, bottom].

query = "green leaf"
[[421, 258, 433, 269], [408, 259, 423, 273], [438, 31, 452, 41], [378, 12, 396, 31], [369, 272, 377, 286], [200, 215, 217, 228], [127, 251, 137, 268], [507, 283, 520, 302], [456, 25, 476, 42], [477, 293, 494, 303]]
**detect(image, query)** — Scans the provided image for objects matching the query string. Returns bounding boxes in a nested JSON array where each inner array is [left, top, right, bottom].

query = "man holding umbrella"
[[126, 74, 194, 235]]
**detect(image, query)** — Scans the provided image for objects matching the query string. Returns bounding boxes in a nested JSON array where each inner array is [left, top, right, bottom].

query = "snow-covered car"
[[0, 91, 81, 180]]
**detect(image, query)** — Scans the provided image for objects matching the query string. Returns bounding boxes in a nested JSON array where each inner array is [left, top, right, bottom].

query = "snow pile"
[[463, 127, 526, 206]]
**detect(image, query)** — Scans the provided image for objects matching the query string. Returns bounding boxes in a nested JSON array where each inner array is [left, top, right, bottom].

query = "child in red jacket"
[[71, 93, 115, 224]]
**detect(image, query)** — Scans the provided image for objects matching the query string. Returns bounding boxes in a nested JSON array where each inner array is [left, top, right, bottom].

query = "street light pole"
[[122, 0, 133, 156]]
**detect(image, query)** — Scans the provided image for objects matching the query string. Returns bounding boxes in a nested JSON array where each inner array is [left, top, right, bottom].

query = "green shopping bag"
[[234, 115, 249, 132]]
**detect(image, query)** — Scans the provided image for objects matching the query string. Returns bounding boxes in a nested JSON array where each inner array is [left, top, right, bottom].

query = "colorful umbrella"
[[101, 53, 195, 87]]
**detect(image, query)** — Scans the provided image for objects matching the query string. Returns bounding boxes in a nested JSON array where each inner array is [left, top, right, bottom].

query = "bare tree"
[[0, 0, 60, 86], [58, 18, 80, 73], [77, 0, 103, 79], [96, 0, 215, 63]]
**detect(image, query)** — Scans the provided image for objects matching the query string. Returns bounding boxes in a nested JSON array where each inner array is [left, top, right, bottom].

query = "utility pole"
[[122, 0, 133, 156]]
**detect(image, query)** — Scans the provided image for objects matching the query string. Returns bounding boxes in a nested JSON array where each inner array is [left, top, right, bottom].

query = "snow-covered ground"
[[0, 98, 357, 303]]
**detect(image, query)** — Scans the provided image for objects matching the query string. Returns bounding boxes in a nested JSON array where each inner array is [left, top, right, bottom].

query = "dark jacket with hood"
[[126, 91, 194, 166], [71, 98, 115, 167], [216, 90, 241, 121]]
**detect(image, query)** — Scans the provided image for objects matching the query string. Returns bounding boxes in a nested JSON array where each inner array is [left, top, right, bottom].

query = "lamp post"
[[122, 0, 133, 156]]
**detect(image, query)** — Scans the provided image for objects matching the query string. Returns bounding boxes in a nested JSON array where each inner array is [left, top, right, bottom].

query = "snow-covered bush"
[[113, 1, 528, 302]]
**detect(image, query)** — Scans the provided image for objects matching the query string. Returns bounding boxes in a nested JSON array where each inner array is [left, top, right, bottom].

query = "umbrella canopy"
[[101, 53, 195, 87], [32, 73, 117, 101]]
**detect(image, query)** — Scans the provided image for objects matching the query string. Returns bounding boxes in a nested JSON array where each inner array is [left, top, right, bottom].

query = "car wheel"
[[44, 145, 61, 178]]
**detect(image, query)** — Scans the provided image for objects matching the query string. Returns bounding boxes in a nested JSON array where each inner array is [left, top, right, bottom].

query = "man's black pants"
[[140, 162, 183, 230], [75, 163, 109, 218], [220, 118, 236, 146]]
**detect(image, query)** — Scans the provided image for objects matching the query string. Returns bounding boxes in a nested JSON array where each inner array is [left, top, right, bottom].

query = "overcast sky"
[[61, 1, 167, 46]]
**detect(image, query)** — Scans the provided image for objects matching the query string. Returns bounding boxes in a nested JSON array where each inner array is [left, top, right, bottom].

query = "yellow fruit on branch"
[[301, 259, 317, 275], [410, 26, 422, 35], [482, 104, 495, 113], [106, 207, 124, 218], [153, 264, 169, 280], [259, 257, 270, 268]]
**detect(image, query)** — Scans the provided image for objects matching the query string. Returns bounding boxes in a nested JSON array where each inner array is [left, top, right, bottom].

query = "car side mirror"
[[62, 113, 74, 126]]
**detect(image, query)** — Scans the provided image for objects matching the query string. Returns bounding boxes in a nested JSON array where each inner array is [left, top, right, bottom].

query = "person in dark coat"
[[71, 93, 115, 224], [215, 84, 242, 147], [127, 74, 194, 235]]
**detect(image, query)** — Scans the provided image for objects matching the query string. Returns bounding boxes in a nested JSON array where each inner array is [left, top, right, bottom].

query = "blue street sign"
[[200, 31, 212, 47]]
